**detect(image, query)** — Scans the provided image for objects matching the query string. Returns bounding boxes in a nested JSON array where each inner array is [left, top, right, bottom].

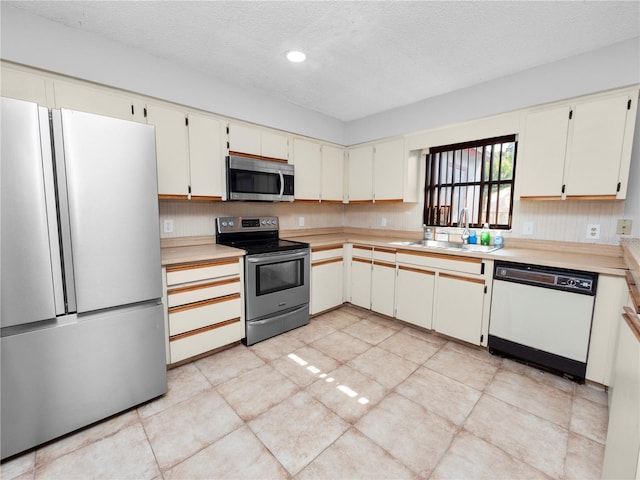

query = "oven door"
[[245, 248, 310, 320]]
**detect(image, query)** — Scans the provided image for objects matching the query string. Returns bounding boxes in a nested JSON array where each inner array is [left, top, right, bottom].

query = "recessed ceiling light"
[[286, 50, 306, 63]]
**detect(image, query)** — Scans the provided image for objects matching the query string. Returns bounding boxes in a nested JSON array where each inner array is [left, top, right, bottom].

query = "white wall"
[[0, 5, 346, 144], [344, 38, 640, 145]]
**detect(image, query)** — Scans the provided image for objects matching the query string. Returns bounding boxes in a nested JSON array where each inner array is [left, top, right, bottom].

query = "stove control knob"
[[221, 221, 228, 227], [262, 220, 267, 225], [228, 221, 234, 227]]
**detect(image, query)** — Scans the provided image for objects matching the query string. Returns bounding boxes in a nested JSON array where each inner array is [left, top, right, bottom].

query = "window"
[[423, 135, 517, 229]]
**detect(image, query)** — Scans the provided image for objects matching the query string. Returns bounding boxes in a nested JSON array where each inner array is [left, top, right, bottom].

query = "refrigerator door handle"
[[39, 107, 65, 316], [51, 109, 77, 314]]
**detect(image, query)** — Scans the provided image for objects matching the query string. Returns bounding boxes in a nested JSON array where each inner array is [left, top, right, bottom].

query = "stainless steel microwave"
[[226, 155, 294, 202]]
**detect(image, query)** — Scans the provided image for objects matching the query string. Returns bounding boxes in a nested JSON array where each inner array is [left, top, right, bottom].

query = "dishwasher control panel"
[[494, 262, 597, 295]]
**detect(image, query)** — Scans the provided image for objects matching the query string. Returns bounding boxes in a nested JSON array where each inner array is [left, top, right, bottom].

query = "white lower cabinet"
[[395, 250, 489, 345], [585, 275, 628, 385], [371, 249, 396, 317], [311, 245, 344, 315], [434, 273, 485, 345], [395, 265, 435, 329], [164, 257, 243, 364], [348, 245, 397, 316], [601, 302, 640, 479], [350, 246, 373, 309]]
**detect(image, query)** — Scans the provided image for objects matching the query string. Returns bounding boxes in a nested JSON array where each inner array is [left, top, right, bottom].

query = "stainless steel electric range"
[[216, 216, 310, 345]]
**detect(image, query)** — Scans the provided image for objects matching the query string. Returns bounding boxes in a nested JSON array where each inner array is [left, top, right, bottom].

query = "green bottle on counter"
[[480, 223, 491, 246]]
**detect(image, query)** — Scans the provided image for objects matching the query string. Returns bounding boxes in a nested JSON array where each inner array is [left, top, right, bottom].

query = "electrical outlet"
[[586, 224, 600, 240], [381, 217, 387, 227], [522, 221, 534, 235], [616, 219, 632, 235], [298, 216, 305, 227], [163, 219, 174, 233]]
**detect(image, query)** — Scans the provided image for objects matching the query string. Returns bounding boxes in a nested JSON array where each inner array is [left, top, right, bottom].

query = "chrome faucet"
[[458, 208, 470, 243]]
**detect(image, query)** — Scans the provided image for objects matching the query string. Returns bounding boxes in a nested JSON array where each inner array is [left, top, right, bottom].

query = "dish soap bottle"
[[480, 223, 491, 246], [494, 231, 504, 248]]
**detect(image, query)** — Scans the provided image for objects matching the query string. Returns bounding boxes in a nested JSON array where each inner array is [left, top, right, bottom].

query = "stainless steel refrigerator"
[[1, 97, 168, 460]]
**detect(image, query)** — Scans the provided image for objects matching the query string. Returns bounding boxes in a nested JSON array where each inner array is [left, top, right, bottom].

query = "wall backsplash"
[[159, 200, 344, 238], [160, 198, 630, 245]]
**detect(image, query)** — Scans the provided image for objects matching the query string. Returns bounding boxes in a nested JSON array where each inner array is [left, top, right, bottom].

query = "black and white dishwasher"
[[488, 261, 598, 383]]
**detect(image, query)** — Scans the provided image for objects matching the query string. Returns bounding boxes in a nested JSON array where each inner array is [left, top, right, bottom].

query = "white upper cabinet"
[[262, 129, 290, 161], [228, 122, 290, 162], [518, 105, 570, 198], [373, 138, 405, 202], [145, 104, 189, 197], [346, 145, 374, 202], [564, 93, 635, 198], [293, 138, 322, 201], [146, 103, 224, 199], [518, 88, 638, 200], [188, 113, 224, 199], [53, 81, 140, 122], [321, 144, 345, 203], [1, 64, 53, 107], [293, 138, 345, 203], [346, 137, 417, 203]]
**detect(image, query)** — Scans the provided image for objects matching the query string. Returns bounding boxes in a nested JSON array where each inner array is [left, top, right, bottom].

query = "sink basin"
[[408, 239, 502, 253]]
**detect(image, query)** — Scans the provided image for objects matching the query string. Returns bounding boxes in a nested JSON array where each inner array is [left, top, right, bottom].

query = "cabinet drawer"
[[169, 318, 242, 364], [168, 293, 241, 336], [167, 277, 240, 308], [373, 247, 396, 263], [352, 245, 373, 260], [166, 258, 240, 286], [311, 245, 344, 262], [397, 250, 483, 275]]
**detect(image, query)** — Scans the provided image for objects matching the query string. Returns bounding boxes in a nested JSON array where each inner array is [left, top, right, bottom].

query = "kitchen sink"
[[391, 239, 502, 253]]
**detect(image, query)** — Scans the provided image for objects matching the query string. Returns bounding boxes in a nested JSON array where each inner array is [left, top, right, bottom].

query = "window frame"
[[423, 134, 517, 230]]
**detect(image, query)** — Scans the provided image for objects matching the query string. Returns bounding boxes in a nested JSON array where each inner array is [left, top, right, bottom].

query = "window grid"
[[423, 135, 517, 229]]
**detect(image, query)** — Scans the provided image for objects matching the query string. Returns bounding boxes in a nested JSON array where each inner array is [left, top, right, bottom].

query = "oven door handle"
[[278, 170, 285, 198], [247, 250, 309, 264]]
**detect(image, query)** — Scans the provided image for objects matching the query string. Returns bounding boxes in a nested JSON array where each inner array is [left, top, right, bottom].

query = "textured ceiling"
[[5, 1, 640, 121]]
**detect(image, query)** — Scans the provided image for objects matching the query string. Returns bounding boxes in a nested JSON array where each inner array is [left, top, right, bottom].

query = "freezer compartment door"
[[1, 97, 62, 328], [58, 109, 162, 313], [0, 303, 167, 460]]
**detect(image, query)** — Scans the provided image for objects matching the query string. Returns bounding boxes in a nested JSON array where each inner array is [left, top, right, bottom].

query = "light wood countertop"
[[160, 236, 245, 266], [284, 229, 628, 277], [159, 229, 631, 276]]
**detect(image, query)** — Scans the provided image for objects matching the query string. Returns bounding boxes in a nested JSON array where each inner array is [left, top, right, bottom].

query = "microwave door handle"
[[278, 171, 284, 198]]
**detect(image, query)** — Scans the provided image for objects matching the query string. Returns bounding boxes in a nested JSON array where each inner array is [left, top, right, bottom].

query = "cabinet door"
[[54, 81, 135, 121], [434, 273, 485, 345], [564, 94, 632, 197], [228, 122, 261, 157], [518, 106, 570, 199], [347, 145, 373, 202], [395, 266, 435, 329], [373, 138, 404, 201], [585, 275, 627, 385], [311, 259, 344, 315], [146, 104, 189, 197], [188, 113, 223, 199], [1, 66, 51, 106], [350, 258, 372, 309], [371, 261, 396, 317], [293, 138, 321, 201], [321, 144, 344, 202], [262, 129, 289, 161]]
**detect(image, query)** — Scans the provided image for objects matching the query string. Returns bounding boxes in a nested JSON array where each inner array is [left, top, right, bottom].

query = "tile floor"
[[1, 305, 609, 480]]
